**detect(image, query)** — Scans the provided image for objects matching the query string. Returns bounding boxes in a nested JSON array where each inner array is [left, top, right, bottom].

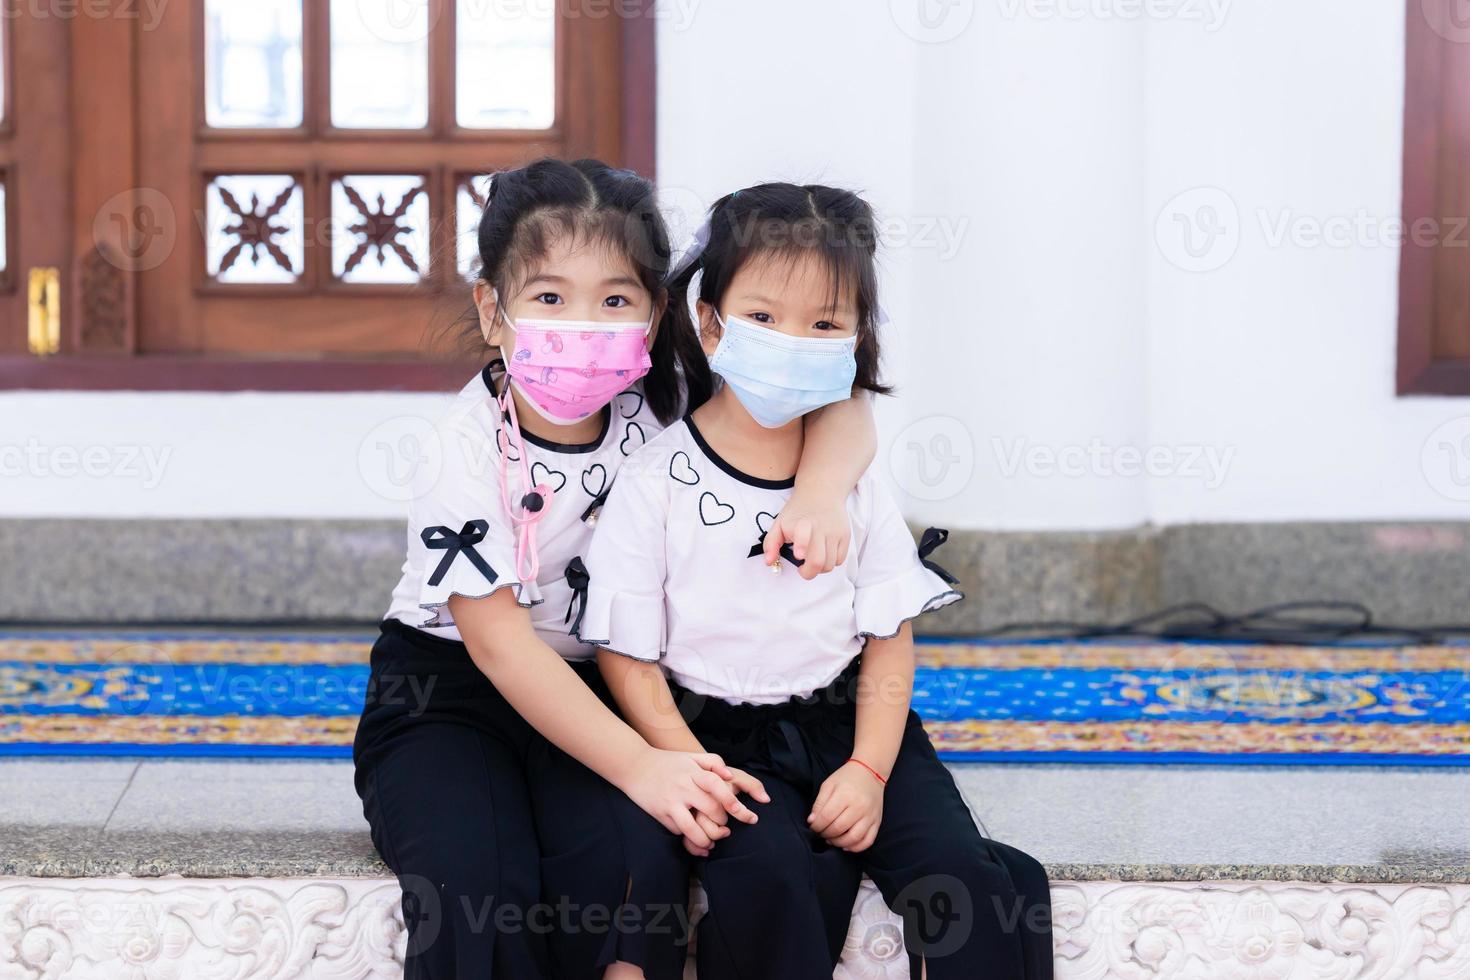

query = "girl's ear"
[[696, 299, 721, 358], [473, 280, 503, 346]]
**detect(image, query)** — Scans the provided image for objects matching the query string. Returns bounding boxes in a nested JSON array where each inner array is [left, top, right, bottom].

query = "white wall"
[[1142, 0, 1469, 525], [0, 392, 453, 518], [4, 0, 1468, 528]]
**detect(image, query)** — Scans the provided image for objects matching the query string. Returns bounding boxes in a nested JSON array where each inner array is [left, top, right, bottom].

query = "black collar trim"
[[683, 415, 796, 490]]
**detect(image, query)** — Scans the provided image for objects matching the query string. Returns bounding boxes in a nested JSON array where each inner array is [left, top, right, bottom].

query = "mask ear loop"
[[685, 267, 706, 339], [491, 302, 555, 584]]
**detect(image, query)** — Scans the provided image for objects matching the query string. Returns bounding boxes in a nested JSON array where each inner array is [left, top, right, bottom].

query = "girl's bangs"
[[726, 222, 874, 329]]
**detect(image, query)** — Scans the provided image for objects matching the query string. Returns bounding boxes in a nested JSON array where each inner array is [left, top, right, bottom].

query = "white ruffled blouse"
[[577, 416, 962, 703]]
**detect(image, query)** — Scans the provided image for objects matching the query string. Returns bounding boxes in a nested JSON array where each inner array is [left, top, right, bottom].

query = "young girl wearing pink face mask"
[[351, 159, 878, 980]]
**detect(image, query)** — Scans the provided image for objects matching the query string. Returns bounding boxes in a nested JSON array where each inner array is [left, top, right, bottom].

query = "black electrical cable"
[[968, 600, 1470, 646]]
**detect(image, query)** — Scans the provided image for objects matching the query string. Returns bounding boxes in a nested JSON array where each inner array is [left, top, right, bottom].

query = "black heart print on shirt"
[[582, 463, 608, 498], [618, 390, 645, 419], [620, 422, 646, 456], [531, 461, 567, 493], [756, 511, 776, 536], [699, 491, 736, 527], [669, 451, 700, 486], [496, 427, 521, 462]]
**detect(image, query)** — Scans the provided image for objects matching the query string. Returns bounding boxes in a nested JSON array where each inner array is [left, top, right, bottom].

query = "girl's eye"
[[748, 312, 774, 324], [603, 295, 631, 309], [813, 321, 839, 332], [534, 292, 562, 305]]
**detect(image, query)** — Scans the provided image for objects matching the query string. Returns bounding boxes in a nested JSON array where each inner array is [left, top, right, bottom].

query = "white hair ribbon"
[[666, 214, 713, 286]]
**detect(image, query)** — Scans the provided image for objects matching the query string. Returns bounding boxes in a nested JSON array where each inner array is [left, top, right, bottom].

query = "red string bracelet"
[[846, 757, 887, 785]]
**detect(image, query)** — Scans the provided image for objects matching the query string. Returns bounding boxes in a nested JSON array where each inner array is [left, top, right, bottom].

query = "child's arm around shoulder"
[[763, 391, 877, 579]]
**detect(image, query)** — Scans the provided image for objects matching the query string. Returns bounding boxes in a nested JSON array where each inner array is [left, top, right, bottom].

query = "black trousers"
[[676, 663, 1054, 980], [353, 621, 691, 980]]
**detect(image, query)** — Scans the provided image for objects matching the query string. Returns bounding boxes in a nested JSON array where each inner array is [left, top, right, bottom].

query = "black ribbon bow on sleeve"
[[422, 521, 498, 588], [747, 538, 806, 569], [918, 527, 959, 585], [564, 557, 590, 635]]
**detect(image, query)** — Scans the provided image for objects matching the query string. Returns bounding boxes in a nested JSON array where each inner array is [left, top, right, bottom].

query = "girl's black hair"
[[666, 182, 890, 412], [467, 157, 704, 425]]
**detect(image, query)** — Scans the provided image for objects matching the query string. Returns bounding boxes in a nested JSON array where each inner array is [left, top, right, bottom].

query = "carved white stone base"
[[2, 877, 1468, 979], [1052, 880, 1470, 980]]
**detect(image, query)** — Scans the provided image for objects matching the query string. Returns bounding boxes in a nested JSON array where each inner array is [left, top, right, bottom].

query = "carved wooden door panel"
[[135, 0, 625, 362], [1, 0, 647, 389], [0, 13, 71, 357]]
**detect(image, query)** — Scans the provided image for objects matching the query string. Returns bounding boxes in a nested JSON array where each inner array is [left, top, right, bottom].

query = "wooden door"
[[1, 0, 653, 390], [0, 13, 72, 357]]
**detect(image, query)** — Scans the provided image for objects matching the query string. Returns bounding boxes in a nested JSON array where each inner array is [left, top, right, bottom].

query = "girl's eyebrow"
[[738, 293, 782, 305], [524, 274, 641, 289]]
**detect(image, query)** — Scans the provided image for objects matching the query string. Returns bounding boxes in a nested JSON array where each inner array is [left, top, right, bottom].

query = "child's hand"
[[623, 749, 759, 849], [763, 494, 851, 581], [682, 767, 771, 857], [684, 813, 727, 857], [808, 761, 884, 852]]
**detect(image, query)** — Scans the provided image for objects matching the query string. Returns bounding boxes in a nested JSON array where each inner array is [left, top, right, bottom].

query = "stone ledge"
[[3, 875, 1467, 979], [4, 519, 1470, 629], [4, 824, 1467, 886]]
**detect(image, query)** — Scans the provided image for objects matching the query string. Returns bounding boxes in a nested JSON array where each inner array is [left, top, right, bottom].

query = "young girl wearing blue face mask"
[[579, 183, 1055, 980]]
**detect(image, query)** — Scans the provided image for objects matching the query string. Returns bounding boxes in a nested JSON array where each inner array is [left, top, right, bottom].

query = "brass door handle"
[[27, 266, 61, 356]]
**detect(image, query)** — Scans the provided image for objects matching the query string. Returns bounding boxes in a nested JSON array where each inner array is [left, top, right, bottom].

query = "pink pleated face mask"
[[502, 316, 654, 424]]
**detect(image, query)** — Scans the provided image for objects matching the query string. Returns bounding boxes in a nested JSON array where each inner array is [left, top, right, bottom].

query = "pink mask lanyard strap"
[[496, 382, 555, 584]]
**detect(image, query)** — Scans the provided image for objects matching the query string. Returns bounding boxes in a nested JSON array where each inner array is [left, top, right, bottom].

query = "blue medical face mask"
[[708, 313, 858, 428]]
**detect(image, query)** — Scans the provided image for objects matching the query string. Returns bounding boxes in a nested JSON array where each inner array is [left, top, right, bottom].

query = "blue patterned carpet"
[[2, 631, 1468, 764]]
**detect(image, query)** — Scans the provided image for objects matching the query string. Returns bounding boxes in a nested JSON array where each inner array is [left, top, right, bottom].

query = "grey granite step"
[[3, 759, 1467, 884], [9, 519, 1470, 630]]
